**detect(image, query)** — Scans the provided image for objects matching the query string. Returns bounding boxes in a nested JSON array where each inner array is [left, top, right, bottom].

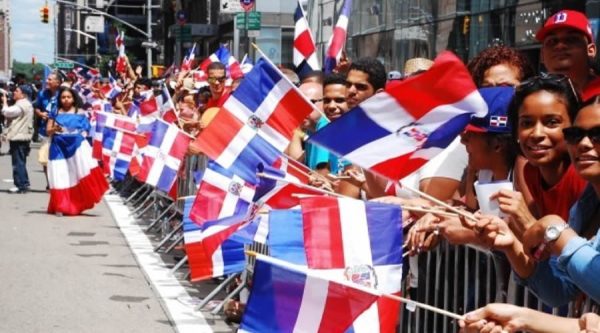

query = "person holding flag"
[[46, 87, 108, 216]]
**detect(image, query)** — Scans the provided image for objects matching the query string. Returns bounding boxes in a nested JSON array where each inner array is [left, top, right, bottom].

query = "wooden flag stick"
[[401, 184, 477, 223], [256, 172, 342, 198], [245, 251, 464, 321]]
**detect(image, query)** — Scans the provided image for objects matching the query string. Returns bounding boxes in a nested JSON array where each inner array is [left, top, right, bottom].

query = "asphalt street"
[[0, 142, 233, 333]]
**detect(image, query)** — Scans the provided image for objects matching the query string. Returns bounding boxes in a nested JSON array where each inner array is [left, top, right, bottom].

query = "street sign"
[[55, 61, 74, 69], [220, 0, 243, 14], [247, 30, 260, 37], [236, 11, 261, 30], [170, 25, 192, 42], [240, 0, 255, 12], [84, 16, 104, 33]]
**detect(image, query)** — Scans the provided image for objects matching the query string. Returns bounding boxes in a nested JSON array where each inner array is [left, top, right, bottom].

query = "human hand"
[[343, 167, 366, 188], [333, 50, 351, 74], [580, 313, 600, 333], [491, 190, 535, 232], [187, 140, 203, 155], [460, 303, 529, 333], [474, 214, 515, 250], [406, 213, 442, 255], [417, 215, 477, 247], [522, 215, 566, 261]]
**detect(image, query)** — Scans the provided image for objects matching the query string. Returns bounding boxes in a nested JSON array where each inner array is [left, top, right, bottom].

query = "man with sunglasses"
[[537, 10, 597, 93], [345, 57, 386, 109], [205, 62, 231, 109]]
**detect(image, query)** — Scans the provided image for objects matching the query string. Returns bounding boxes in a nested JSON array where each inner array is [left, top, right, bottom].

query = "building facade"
[[0, 0, 11, 80], [308, 0, 599, 73]]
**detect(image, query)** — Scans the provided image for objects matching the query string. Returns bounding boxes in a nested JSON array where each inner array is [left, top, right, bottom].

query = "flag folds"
[[310, 51, 487, 181], [196, 58, 314, 182], [324, 0, 352, 73], [293, 0, 320, 76], [239, 254, 380, 333]]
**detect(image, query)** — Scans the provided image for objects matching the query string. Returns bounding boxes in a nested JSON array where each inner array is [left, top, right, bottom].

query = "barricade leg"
[[154, 221, 183, 252], [194, 273, 241, 311], [170, 255, 188, 274]]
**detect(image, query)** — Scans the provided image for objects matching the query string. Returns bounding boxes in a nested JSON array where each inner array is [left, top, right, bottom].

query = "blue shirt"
[[305, 117, 350, 174], [34, 89, 57, 137], [520, 184, 600, 306]]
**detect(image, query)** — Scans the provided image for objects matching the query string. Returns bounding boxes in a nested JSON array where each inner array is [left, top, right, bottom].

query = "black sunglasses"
[[517, 73, 580, 103], [345, 81, 370, 91], [562, 126, 600, 145]]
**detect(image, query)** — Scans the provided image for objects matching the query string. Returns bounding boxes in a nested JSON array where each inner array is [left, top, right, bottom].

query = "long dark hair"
[[56, 86, 83, 111]]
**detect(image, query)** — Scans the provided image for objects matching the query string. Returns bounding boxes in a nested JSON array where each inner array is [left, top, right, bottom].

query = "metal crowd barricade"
[[399, 240, 599, 332]]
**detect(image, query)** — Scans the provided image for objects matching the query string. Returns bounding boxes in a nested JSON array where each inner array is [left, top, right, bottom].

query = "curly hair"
[[467, 46, 535, 87]]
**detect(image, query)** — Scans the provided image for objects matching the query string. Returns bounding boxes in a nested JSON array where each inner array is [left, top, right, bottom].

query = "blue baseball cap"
[[465, 86, 514, 134]]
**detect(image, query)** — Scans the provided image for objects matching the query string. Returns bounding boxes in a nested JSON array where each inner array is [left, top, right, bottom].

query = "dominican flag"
[[47, 130, 109, 215], [301, 197, 403, 332], [199, 45, 244, 80], [158, 86, 179, 124], [254, 157, 322, 209], [100, 127, 138, 181], [139, 90, 160, 117], [137, 119, 191, 192], [293, 0, 320, 76], [182, 198, 246, 282], [181, 43, 196, 71], [239, 254, 380, 333], [309, 51, 487, 181], [189, 161, 256, 226], [92, 111, 137, 160], [324, 0, 352, 74], [195, 59, 314, 183], [115, 30, 127, 73], [100, 72, 123, 100]]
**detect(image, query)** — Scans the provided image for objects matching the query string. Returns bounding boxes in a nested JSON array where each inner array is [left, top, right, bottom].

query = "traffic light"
[[462, 16, 470, 35], [40, 6, 49, 24]]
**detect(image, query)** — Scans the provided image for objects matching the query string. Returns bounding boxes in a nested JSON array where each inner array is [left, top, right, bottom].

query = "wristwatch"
[[533, 224, 569, 260]]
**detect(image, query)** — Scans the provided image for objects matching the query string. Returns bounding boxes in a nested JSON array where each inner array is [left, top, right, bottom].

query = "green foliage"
[[12, 60, 46, 80]]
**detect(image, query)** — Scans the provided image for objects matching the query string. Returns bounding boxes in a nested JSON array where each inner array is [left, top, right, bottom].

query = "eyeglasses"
[[543, 34, 588, 48], [207, 76, 226, 84], [310, 98, 323, 104], [323, 97, 346, 104], [562, 126, 600, 145], [345, 81, 371, 91], [517, 73, 580, 103]]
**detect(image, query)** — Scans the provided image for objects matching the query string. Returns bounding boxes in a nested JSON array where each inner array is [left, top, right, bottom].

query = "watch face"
[[547, 228, 560, 240]]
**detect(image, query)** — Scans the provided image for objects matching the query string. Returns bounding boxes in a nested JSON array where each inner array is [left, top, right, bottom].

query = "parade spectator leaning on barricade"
[[2, 85, 34, 193], [34, 72, 61, 191], [404, 87, 516, 254], [286, 80, 323, 166], [459, 91, 600, 330]]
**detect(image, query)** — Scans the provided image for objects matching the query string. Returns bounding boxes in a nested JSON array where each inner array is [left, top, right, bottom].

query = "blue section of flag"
[[268, 209, 307, 265], [240, 258, 306, 333], [227, 133, 280, 184], [233, 59, 280, 117], [365, 201, 403, 266], [310, 105, 390, 156], [422, 113, 472, 149]]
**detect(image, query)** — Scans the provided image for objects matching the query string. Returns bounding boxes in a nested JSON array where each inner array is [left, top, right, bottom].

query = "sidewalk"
[[0, 143, 230, 332]]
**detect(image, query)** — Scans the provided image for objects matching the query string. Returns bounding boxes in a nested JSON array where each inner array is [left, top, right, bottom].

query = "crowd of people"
[[1, 7, 599, 332]]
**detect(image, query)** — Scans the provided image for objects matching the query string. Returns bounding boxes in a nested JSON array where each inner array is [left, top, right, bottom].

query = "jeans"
[[10, 140, 30, 190]]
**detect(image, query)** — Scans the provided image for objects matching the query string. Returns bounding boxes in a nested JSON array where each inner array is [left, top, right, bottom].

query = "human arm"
[[523, 214, 600, 304], [46, 117, 61, 137], [491, 189, 536, 240], [2, 98, 23, 118], [459, 303, 580, 333], [285, 128, 306, 162]]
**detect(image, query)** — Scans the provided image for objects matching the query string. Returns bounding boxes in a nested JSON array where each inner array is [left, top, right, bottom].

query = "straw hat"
[[403, 57, 434, 76]]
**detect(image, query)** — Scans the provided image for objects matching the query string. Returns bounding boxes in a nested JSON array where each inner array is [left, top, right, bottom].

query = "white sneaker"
[[8, 187, 19, 193]]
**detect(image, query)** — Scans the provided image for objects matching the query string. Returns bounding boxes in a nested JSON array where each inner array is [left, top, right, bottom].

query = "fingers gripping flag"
[[310, 51, 487, 181], [324, 0, 352, 74], [196, 58, 314, 183], [137, 119, 191, 192], [300, 197, 403, 333], [293, 0, 320, 76], [239, 254, 380, 333]]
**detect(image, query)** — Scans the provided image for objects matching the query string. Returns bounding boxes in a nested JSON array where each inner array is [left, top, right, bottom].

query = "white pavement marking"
[[104, 194, 214, 333]]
